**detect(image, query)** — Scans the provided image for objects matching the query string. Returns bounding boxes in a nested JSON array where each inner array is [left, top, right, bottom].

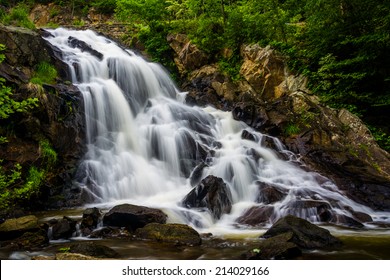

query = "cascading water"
[[44, 28, 388, 234]]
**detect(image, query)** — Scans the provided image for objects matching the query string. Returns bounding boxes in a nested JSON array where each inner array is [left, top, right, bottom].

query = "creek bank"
[[1, 208, 346, 260]]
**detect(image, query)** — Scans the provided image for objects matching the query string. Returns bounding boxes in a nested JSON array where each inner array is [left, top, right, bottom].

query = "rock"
[[262, 215, 342, 249], [241, 129, 256, 141], [236, 206, 274, 226], [242, 232, 301, 260], [0, 215, 39, 240], [80, 207, 102, 235], [0, 25, 51, 83], [68, 242, 120, 258], [256, 182, 287, 204], [232, 102, 269, 130], [89, 227, 131, 239], [182, 175, 233, 220], [240, 44, 286, 101], [51, 217, 77, 240], [331, 214, 364, 229], [68, 36, 103, 60], [167, 33, 209, 75], [136, 223, 202, 246], [55, 253, 100, 260], [103, 204, 167, 231]]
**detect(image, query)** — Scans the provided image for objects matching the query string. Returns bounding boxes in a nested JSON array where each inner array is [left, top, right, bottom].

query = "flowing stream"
[[44, 28, 389, 235]]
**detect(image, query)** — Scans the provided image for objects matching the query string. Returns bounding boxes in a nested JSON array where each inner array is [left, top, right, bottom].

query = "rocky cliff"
[[0, 24, 85, 212], [169, 34, 390, 211]]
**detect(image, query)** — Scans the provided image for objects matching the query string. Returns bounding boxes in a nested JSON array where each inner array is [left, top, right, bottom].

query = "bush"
[[1, 3, 35, 29]]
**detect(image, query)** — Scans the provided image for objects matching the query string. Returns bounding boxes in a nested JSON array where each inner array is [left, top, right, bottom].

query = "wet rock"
[[136, 223, 202, 246], [103, 204, 167, 231], [241, 129, 256, 142], [236, 206, 274, 226], [0, 215, 39, 240], [89, 227, 131, 239], [80, 207, 102, 235], [69, 242, 120, 258], [262, 215, 342, 249], [51, 217, 77, 240], [189, 162, 208, 187], [182, 175, 232, 220], [242, 232, 301, 260], [288, 200, 332, 222], [331, 214, 364, 229], [68, 36, 103, 60], [232, 102, 269, 130], [256, 182, 288, 204]]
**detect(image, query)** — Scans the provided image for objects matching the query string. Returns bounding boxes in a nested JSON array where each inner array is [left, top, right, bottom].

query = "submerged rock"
[[182, 175, 232, 220], [103, 204, 167, 231], [262, 215, 342, 249], [136, 223, 202, 246]]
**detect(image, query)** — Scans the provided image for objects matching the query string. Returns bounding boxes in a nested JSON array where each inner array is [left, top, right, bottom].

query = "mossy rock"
[[136, 223, 202, 246], [0, 215, 39, 240]]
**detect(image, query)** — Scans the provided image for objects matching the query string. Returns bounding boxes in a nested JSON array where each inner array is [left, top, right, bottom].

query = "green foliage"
[[1, 3, 35, 29], [218, 54, 242, 82], [39, 139, 57, 168], [369, 126, 390, 152], [284, 123, 301, 136], [30, 61, 58, 85], [14, 166, 44, 200], [91, 0, 117, 14]]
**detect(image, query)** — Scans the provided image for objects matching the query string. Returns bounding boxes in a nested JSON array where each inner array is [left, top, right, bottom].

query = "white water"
[[44, 28, 389, 234]]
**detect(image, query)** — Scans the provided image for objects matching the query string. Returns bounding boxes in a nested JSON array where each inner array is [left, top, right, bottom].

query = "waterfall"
[[44, 28, 388, 233]]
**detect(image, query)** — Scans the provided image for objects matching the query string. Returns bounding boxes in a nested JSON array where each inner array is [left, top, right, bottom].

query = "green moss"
[[1, 3, 35, 30], [284, 123, 301, 136], [39, 138, 57, 168], [30, 61, 58, 85]]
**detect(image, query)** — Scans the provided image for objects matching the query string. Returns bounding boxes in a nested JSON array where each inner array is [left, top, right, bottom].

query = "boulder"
[[242, 232, 301, 260], [182, 175, 232, 220], [232, 102, 269, 130], [256, 182, 287, 204], [236, 206, 274, 226], [68, 242, 120, 258], [80, 207, 102, 235], [50, 217, 77, 240], [136, 223, 202, 246], [103, 204, 167, 231], [1, 228, 49, 250], [262, 215, 342, 249], [0, 215, 39, 240]]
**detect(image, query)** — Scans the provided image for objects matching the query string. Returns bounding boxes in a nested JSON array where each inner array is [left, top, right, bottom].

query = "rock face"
[[168, 36, 390, 212], [136, 223, 202, 246], [182, 175, 232, 220], [103, 204, 168, 231], [262, 215, 342, 249], [167, 34, 209, 75], [0, 24, 86, 210]]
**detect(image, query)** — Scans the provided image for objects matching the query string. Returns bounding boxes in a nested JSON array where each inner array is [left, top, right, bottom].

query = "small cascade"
[[44, 28, 389, 234]]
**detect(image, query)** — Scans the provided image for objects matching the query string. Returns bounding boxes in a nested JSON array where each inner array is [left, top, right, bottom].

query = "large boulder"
[[68, 242, 120, 258], [242, 232, 301, 260], [182, 175, 233, 220], [80, 207, 102, 236], [136, 223, 202, 246], [103, 204, 167, 231], [0, 215, 39, 240], [50, 217, 77, 240], [262, 215, 342, 249]]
